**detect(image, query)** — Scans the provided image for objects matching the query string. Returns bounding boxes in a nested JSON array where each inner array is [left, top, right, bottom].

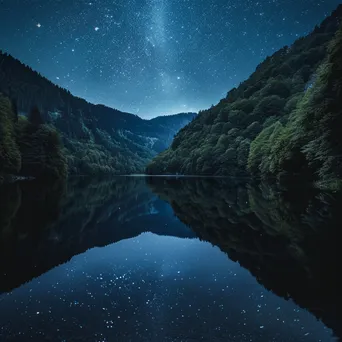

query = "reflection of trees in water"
[[0, 176, 339, 339], [0, 179, 65, 250], [148, 177, 340, 340], [0, 176, 153, 293]]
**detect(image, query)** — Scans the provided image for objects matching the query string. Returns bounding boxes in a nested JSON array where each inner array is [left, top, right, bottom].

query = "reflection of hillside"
[[148, 177, 340, 340], [0, 177, 193, 293]]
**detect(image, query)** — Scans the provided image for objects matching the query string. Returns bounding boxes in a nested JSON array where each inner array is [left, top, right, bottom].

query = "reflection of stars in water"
[[0, 234, 333, 341]]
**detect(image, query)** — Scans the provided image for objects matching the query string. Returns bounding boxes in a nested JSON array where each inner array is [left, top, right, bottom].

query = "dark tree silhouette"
[[11, 98, 18, 123], [28, 106, 43, 125]]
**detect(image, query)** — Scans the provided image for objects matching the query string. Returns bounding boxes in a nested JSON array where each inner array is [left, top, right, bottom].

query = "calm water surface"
[[0, 176, 339, 341]]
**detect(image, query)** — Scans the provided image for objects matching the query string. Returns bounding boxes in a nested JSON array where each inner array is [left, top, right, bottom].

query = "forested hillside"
[[0, 94, 67, 181], [147, 5, 342, 188], [0, 54, 195, 176]]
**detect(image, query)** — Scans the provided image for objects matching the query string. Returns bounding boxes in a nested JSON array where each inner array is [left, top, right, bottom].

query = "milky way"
[[0, 0, 340, 117]]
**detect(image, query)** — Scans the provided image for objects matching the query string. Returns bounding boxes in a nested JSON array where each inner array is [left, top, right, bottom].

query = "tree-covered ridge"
[[0, 52, 195, 175], [148, 177, 340, 340], [248, 22, 342, 188], [146, 5, 342, 187], [0, 94, 67, 181]]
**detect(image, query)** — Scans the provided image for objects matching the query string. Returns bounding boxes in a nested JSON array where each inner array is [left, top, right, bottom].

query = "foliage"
[[0, 94, 67, 179], [0, 50, 195, 175], [248, 121, 284, 177], [0, 94, 21, 174], [248, 24, 342, 188], [146, 5, 342, 186], [28, 105, 44, 125], [17, 117, 68, 179]]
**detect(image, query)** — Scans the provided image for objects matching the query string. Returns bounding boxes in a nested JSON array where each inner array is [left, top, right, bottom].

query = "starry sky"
[[0, 0, 340, 118]]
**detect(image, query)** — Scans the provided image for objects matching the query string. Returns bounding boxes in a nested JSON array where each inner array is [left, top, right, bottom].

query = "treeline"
[[0, 94, 66, 181], [146, 5, 342, 189], [248, 24, 342, 188], [0, 50, 195, 176]]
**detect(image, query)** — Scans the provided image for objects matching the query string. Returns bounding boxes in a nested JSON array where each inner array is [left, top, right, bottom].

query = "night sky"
[[0, 0, 340, 118]]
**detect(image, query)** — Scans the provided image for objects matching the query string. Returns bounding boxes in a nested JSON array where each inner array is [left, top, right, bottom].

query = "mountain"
[[148, 177, 341, 340], [146, 5, 342, 189], [0, 54, 195, 177]]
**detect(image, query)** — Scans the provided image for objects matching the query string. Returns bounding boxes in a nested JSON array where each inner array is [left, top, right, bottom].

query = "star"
[[0, 0, 340, 118]]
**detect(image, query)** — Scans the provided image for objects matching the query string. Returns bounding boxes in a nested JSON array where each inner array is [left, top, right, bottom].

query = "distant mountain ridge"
[[0, 52, 196, 175], [147, 5, 342, 189]]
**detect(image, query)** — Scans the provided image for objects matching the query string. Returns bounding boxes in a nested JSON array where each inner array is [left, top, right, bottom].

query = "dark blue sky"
[[0, 0, 340, 118]]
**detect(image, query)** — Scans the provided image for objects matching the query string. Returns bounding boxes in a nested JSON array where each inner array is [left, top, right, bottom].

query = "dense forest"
[[0, 94, 67, 181], [147, 5, 342, 189], [0, 54, 195, 178], [148, 177, 341, 340]]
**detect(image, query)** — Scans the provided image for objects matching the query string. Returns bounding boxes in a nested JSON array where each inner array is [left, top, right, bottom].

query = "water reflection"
[[0, 176, 339, 341], [148, 177, 340, 341], [0, 177, 194, 293]]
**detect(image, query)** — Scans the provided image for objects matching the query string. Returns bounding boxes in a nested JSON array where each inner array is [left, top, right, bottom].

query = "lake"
[[0, 176, 339, 342]]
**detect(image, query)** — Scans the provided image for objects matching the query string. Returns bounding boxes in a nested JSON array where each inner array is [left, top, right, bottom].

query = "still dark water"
[[0, 176, 339, 342]]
